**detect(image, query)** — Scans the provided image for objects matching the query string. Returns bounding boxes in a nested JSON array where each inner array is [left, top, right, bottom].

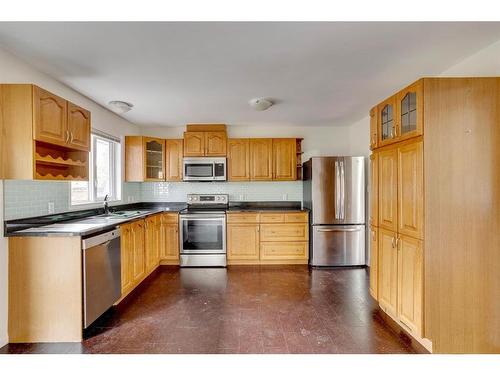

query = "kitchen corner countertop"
[[5, 203, 187, 238]]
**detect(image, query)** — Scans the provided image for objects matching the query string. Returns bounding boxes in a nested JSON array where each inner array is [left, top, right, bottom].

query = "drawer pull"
[[316, 228, 360, 232]]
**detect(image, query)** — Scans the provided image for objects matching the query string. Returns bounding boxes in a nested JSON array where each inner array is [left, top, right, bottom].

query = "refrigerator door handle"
[[340, 159, 345, 220], [335, 160, 340, 220]]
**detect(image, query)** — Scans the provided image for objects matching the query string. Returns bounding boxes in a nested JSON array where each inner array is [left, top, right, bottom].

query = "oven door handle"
[[180, 215, 226, 220]]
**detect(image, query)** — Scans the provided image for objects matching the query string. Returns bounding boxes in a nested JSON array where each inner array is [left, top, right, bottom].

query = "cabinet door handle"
[[391, 237, 395, 248], [396, 237, 400, 249], [70, 131, 74, 143], [65, 130, 70, 143]]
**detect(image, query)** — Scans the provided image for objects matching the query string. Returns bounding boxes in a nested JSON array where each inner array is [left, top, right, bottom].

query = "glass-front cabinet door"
[[143, 137, 165, 181], [378, 96, 397, 146], [396, 80, 423, 140]]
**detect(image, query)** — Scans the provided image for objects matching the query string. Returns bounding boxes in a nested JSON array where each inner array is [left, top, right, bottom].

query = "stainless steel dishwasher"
[[82, 228, 121, 328]]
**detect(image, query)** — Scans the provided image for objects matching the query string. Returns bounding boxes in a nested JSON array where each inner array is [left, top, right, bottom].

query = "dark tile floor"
[[0, 266, 416, 354]]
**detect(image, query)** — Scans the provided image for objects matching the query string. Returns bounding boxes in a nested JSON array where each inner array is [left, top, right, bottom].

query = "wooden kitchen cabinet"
[[260, 242, 308, 261], [145, 215, 161, 275], [369, 106, 378, 150], [369, 152, 379, 227], [396, 80, 423, 141], [227, 224, 260, 263], [227, 138, 250, 181], [183, 132, 205, 156], [165, 139, 183, 181], [131, 220, 146, 284], [144, 137, 166, 181], [260, 223, 308, 242], [67, 102, 91, 151], [120, 223, 135, 294], [369, 226, 379, 300], [250, 138, 273, 180], [397, 234, 423, 337], [33, 86, 68, 147], [378, 228, 398, 318], [378, 147, 398, 232], [160, 213, 180, 264], [272, 138, 297, 181], [378, 95, 397, 147], [398, 140, 423, 240], [205, 131, 227, 156]]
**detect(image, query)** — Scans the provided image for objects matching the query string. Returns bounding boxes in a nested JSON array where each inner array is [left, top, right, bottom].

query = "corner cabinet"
[[1, 84, 90, 181]]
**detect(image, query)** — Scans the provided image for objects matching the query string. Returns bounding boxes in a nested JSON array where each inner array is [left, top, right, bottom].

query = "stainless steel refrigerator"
[[303, 157, 366, 266]]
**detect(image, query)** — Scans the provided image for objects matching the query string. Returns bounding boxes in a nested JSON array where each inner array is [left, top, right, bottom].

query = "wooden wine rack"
[[34, 141, 89, 181]]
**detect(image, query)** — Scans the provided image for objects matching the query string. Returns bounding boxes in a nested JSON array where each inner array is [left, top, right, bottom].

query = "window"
[[71, 132, 121, 206]]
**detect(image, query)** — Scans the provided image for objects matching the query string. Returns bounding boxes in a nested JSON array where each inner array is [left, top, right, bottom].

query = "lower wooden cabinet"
[[369, 226, 379, 300], [226, 211, 309, 265], [397, 234, 423, 337], [260, 242, 308, 261], [120, 223, 135, 294], [160, 213, 180, 264], [145, 214, 161, 274], [378, 228, 398, 318], [131, 220, 146, 284], [227, 223, 260, 263]]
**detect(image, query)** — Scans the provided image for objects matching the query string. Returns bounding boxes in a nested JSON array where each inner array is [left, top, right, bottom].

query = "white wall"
[[0, 47, 141, 347], [143, 123, 369, 160]]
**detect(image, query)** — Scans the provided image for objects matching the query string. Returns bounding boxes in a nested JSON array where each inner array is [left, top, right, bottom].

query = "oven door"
[[180, 214, 226, 254]]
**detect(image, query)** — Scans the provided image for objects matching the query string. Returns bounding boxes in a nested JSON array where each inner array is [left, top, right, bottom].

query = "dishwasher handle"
[[82, 228, 121, 250]]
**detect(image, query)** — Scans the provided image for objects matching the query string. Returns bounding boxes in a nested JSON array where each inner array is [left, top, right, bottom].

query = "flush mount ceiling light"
[[108, 100, 133, 114], [248, 98, 273, 111]]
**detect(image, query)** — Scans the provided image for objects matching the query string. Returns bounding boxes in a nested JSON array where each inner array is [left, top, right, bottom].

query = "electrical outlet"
[[48, 202, 55, 214], [282, 193, 288, 201]]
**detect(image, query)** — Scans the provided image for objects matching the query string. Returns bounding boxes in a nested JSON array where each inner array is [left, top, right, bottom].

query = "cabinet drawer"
[[259, 213, 285, 223], [226, 213, 260, 223], [161, 213, 179, 224], [284, 212, 308, 223], [260, 223, 308, 241], [260, 242, 308, 260]]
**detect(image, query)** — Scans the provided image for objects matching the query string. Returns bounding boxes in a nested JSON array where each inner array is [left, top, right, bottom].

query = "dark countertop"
[[5, 202, 187, 238], [5, 201, 307, 238]]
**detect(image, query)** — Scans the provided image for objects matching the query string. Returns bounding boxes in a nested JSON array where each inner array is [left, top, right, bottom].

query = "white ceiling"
[[0, 22, 500, 127]]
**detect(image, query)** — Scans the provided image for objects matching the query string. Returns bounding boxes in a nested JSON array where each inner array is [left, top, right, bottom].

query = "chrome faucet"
[[103, 194, 110, 215]]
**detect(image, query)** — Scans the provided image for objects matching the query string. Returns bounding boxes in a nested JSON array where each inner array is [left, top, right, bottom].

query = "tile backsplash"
[[3, 180, 302, 220]]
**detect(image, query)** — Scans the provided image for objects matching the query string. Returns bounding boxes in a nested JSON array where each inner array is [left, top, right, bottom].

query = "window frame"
[[70, 132, 121, 207]]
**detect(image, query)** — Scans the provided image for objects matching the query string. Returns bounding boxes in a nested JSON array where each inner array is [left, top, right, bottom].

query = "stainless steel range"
[[179, 194, 228, 267]]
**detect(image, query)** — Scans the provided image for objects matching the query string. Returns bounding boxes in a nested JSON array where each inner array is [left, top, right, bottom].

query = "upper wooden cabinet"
[[183, 131, 205, 156], [379, 148, 398, 232], [144, 137, 166, 181], [1, 84, 90, 181], [33, 86, 68, 147], [126, 136, 183, 182], [398, 140, 423, 239], [272, 139, 297, 181], [165, 139, 183, 181], [67, 102, 91, 151], [228, 138, 250, 181], [250, 138, 273, 180], [205, 131, 227, 156], [378, 95, 397, 147], [183, 130, 227, 157], [372, 79, 423, 150], [396, 80, 423, 141], [369, 106, 378, 150]]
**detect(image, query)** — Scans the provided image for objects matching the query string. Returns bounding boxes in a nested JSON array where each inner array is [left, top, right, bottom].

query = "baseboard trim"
[[377, 308, 432, 353]]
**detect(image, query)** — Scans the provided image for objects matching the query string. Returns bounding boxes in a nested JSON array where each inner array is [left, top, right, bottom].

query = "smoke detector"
[[108, 100, 133, 114], [249, 98, 273, 111]]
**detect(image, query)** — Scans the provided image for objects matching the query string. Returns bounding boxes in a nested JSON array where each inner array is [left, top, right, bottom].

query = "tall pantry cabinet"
[[369, 78, 500, 354]]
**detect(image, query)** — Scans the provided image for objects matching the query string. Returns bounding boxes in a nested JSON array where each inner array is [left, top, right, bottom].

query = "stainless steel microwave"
[[182, 157, 226, 181]]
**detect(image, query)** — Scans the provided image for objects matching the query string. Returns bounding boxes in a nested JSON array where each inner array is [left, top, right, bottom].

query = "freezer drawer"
[[311, 224, 365, 266]]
